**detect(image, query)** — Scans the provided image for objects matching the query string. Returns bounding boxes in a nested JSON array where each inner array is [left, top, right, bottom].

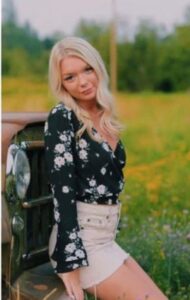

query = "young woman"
[[44, 37, 168, 300]]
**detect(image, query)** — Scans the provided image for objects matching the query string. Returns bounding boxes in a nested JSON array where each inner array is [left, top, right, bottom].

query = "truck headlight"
[[12, 149, 31, 199]]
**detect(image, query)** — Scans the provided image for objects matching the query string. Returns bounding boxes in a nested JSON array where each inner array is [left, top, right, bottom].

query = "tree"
[[74, 20, 110, 73], [118, 19, 161, 91], [184, 5, 190, 24], [2, 0, 17, 24]]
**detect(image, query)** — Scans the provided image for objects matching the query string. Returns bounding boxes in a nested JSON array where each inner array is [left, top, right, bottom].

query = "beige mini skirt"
[[49, 201, 130, 291], [77, 201, 129, 289]]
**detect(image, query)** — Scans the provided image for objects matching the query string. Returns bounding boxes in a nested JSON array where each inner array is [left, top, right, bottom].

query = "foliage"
[[74, 19, 110, 72], [117, 92, 190, 299], [2, 10, 190, 91], [118, 219, 190, 299]]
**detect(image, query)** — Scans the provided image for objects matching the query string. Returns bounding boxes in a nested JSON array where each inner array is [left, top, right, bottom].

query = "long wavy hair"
[[49, 36, 123, 143]]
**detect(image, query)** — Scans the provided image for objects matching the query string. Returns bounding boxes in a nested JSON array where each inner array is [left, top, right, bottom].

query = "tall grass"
[[3, 77, 190, 299], [117, 92, 190, 299]]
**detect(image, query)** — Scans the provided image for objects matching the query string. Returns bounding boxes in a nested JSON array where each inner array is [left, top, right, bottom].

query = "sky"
[[12, 0, 190, 38]]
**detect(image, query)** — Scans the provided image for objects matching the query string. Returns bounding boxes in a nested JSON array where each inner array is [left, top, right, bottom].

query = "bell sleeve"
[[44, 104, 89, 273]]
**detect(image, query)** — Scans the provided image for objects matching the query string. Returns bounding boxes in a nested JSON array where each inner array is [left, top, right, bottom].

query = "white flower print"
[[50, 257, 57, 270], [92, 200, 98, 204], [51, 108, 57, 114], [55, 103, 62, 109], [63, 104, 71, 112], [89, 179, 96, 187], [119, 180, 124, 190], [62, 186, 69, 193], [54, 210, 60, 222], [53, 198, 59, 207], [72, 263, 79, 269], [75, 249, 85, 258], [59, 134, 67, 142], [51, 185, 55, 194], [82, 260, 88, 266], [55, 143, 65, 153], [102, 142, 110, 152], [64, 152, 73, 162], [108, 199, 113, 205], [44, 121, 48, 133], [65, 256, 77, 262], [54, 156, 65, 168], [65, 243, 76, 253], [100, 167, 106, 175], [79, 139, 87, 148], [67, 111, 72, 120], [79, 149, 88, 160], [97, 184, 106, 194], [69, 232, 77, 240]]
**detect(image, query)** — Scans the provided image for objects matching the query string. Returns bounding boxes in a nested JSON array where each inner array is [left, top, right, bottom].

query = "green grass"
[[117, 92, 190, 299], [3, 77, 190, 299]]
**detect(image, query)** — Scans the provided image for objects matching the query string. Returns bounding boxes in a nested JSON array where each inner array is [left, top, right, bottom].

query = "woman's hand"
[[58, 268, 84, 300]]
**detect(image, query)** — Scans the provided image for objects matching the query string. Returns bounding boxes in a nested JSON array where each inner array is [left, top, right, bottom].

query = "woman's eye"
[[85, 67, 93, 73], [64, 75, 74, 81]]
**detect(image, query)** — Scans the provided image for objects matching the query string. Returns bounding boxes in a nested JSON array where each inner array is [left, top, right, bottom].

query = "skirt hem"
[[81, 253, 130, 290]]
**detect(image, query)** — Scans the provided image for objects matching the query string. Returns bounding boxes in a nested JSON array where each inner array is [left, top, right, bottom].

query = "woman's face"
[[61, 56, 99, 103]]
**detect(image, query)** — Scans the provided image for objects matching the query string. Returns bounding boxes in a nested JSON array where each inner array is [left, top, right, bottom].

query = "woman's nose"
[[78, 74, 88, 86]]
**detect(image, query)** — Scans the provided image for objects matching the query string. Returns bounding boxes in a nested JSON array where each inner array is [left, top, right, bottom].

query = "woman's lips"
[[82, 88, 93, 95]]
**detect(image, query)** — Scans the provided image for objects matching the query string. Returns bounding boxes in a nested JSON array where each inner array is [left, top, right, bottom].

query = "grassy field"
[[117, 92, 190, 299], [3, 77, 190, 299]]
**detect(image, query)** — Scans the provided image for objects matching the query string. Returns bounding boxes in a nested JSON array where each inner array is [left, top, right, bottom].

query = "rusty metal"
[[2, 112, 48, 125], [11, 263, 68, 300], [21, 141, 45, 150], [22, 195, 52, 208]]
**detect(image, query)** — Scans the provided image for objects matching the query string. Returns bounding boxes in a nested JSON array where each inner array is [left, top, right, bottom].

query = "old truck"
[[2, 112, 72, 300]]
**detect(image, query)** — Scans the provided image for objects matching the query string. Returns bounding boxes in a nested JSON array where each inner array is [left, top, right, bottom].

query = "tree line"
[[2, 13, 190, 92]]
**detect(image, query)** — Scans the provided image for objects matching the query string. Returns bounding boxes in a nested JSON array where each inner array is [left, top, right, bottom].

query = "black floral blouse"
[[44, 102, 127, 273]]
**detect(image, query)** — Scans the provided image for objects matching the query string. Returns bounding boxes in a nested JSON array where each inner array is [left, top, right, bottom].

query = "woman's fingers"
[[57, 269, 83, 300], [71, 283, 84, 300], [63, 279, 84, 300], [64, 280, 75, 299]]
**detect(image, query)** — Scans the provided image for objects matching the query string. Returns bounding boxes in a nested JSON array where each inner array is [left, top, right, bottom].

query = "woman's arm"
[[44, 104, 88, 274]]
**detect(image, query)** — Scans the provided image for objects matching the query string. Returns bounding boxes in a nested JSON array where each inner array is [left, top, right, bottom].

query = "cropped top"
[[44, 102, 127, 273]]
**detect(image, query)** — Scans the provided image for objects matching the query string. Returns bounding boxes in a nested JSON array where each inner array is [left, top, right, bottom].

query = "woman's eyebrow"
[[62, 71, 74, 77], [62, 64, 90, 76]]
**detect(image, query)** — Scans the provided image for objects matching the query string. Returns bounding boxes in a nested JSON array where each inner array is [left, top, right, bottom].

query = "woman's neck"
[[78, 101, 102, 116]]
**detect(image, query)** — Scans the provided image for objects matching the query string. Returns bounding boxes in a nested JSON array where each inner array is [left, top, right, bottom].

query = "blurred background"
[[2, 0, 190, 299], [2, 0, 190, 111]]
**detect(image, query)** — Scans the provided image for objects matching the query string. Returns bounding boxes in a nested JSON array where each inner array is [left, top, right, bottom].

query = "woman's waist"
[[76, 194, 120, 206], [76, 199, 121, 217]]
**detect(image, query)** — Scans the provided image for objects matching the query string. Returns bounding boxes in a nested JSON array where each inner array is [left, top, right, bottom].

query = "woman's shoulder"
[[48, 102, 73, 119], [46, 102, 81, 131]]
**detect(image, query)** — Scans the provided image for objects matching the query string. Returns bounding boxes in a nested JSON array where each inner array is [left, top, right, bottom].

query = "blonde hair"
[[49, 36, 123, 142]]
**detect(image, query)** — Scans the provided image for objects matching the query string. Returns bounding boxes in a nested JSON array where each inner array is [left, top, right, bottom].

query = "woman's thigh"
[[85, 256, 168, 300]]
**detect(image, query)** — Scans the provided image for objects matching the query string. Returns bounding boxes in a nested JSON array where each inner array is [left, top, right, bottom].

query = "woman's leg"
[[85, 256, 168, 300]]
